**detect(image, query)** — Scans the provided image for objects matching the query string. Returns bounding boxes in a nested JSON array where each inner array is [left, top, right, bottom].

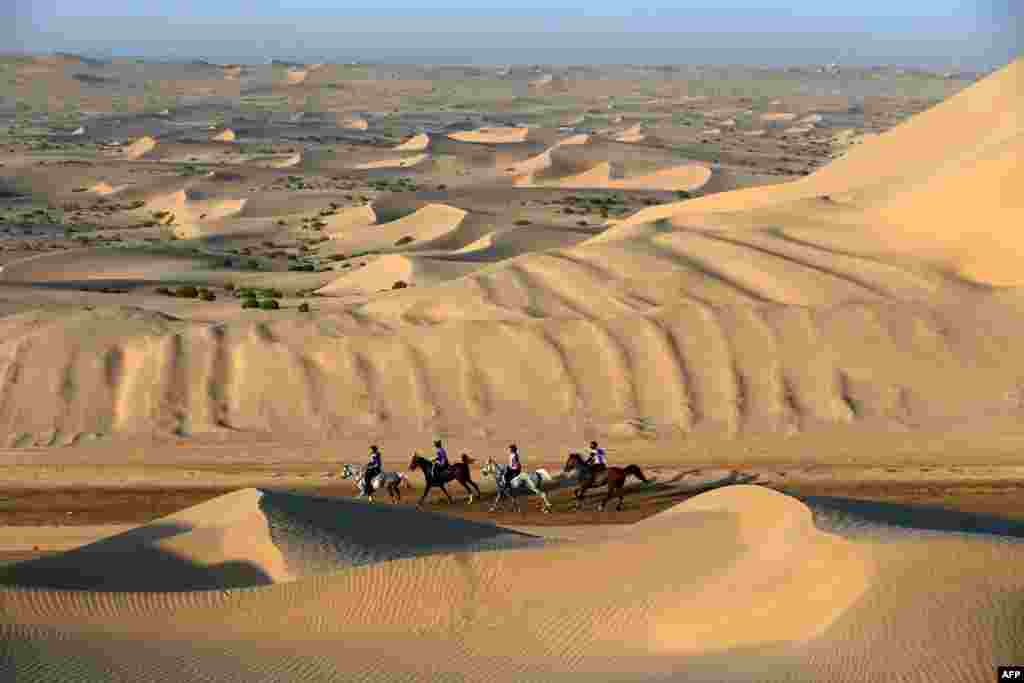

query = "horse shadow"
[[639, 470, 761, 505]]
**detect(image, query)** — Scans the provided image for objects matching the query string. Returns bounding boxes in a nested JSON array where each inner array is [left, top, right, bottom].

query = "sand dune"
[[353, 153, 428, 170], [144, 189, 247, 237], [0, 62, 1020, 446], [449, 127, 529, 144], [123, 135, 157, 159], [340, 117, 369, 130], [518, 159, 711, 192], [211, 128, 236, 142], [324, 202, 468, 255], [393, 133, 430, 151], [0, 247, 216, 285], [1, 485, 1020, 681], [267, 152, 302, 168], [89, 181, 127, 195], [285, 68, 308, 84], [762, 112, 797, 122], [613, 123, 645, 143], [317, 253, 482, 295]]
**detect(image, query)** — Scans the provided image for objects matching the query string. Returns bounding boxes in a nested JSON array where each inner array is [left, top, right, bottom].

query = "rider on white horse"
[[432, 439, 449, 479], [586, 441, 607, 467], [363, 445, 383, 495], [504, 444, 523, 489]]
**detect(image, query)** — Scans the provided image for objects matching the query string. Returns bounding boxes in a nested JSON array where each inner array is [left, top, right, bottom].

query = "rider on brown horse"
[[586, 441, 608, 474], [432, 439, 449, 479]]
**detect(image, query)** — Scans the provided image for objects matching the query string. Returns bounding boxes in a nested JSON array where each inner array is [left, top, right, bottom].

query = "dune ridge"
[[1, 485, 1021, 681]]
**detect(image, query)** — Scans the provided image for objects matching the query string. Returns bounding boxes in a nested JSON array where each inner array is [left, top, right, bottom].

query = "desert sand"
[[1, 484, 1021, 681], [0, 53, 1020, 681]]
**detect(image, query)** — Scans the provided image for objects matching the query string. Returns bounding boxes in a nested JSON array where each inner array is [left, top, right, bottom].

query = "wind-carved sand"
[[0, 62, 1021, 445], [122, 135, 157, 160], [449, 127, 530, 144], [1, 484, 1021, 681], [393, 133, 430, 152]]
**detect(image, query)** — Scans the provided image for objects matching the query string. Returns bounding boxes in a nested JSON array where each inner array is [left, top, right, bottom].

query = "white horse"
[[341, 463, 410, 503], [481, 458, 554, 513]]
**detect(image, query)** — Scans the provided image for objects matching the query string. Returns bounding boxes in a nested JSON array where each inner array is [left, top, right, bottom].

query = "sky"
[[5, 1, 1020, 69]]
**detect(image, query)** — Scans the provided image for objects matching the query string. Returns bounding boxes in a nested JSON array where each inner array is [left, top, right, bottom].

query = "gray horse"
[[341, 463, 410, 503], [481, 457, 554, 513]]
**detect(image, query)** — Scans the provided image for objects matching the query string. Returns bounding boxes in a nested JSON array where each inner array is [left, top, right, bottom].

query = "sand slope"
[[1, 485, 1020, 681], [0, 62, 1021, 445], [449, 127, 529, 144]]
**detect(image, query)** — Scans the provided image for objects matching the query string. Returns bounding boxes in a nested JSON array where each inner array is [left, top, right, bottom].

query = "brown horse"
[[563, 452, 648, 511], [409, 453, 482, 507]]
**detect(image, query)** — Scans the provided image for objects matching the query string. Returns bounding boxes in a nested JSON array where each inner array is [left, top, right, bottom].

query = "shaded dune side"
[[0, 290, 1021, 444], [1, 488, 538, 591], [3, 486, 1021, 682]]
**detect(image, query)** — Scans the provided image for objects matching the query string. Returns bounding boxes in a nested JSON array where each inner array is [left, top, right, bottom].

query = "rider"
[[432, 439, 449, 479], [504, 443, 522, 489], [585, 441, 607, 469], [363, 445, 383, 495]]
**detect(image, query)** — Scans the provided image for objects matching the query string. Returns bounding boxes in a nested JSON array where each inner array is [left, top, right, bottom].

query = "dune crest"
[[449, 127, 529, 144], [393, 133, 430, 151], [3, 485, 1021, 681], [123, 136, 157, 159], [212, 128, 236, 142]]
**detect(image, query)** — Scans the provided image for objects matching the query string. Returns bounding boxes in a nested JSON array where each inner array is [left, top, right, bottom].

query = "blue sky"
[[6, 1, 1020, 68]]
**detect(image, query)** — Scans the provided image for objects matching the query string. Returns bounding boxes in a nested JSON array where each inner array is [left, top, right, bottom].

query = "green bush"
[[259, 298, 280, 310], [224, 282, 235, 291], [298, 302, 310, 313], [394, 236, 414, 246], [241, 297, 259, 309], [154, 286, 173, 296], [198, 289, 216, 301], [514, 219, 531, 226], [175, 285, 199, 298]]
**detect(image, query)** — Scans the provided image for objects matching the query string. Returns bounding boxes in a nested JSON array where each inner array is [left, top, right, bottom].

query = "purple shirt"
[[509, 452, 521, 471], [434, 447, 448, 466]]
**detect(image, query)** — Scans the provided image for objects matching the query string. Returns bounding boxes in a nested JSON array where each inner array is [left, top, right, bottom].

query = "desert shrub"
[[175, 285, 199, 298], [198, 289, 216, 301], [394, 235, 414, 246], [289, 263, 315, 272], [224, 282, 235, 291], [241, 297, 259, 309], [514, 219, 531, 226], [577, 220, 589, 227], [259, 298, 280, 310], [261, 288, 283, 298], [392, 280, 408, 289], [155, 286, 173, 296], [298, 302, 310, 313], [247, 259, 260, 269]]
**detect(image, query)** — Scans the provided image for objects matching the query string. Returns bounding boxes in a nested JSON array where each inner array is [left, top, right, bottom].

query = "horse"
[[340, 463, 411, 504], [408, 452, 482, 507], [480, 458, 554, 513], [563, 452, 648, 511]]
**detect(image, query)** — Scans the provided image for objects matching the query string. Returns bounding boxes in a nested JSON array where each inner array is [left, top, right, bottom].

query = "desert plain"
[[0, 54, 1021, 681]]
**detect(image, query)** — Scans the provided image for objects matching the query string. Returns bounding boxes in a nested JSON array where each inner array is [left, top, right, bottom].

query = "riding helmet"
[[509, 443, 517, 451], [433, 439, 442, 447], [590, 441, 599, 449], [370, 445, 379, 453]]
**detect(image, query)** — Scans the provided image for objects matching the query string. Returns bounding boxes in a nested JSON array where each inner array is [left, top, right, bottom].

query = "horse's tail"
[[623, 464, 647, 483], [535, 468, 554, 483], [461, 453, 475, 465]]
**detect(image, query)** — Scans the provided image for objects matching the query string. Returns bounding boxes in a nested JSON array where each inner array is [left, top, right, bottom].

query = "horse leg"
[[456, 477, 476, 504], [417, 483, 431, 507], [599, 485, 615, 512], [440, 484, 454, 504]]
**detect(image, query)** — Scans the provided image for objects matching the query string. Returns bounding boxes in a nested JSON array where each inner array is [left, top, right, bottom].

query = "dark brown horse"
[[563, 452, 648, 511], [409, 453, 482, 507]]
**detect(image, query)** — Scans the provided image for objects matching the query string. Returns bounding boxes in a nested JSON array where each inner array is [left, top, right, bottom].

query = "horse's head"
[[564, 452, 584, 472]]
